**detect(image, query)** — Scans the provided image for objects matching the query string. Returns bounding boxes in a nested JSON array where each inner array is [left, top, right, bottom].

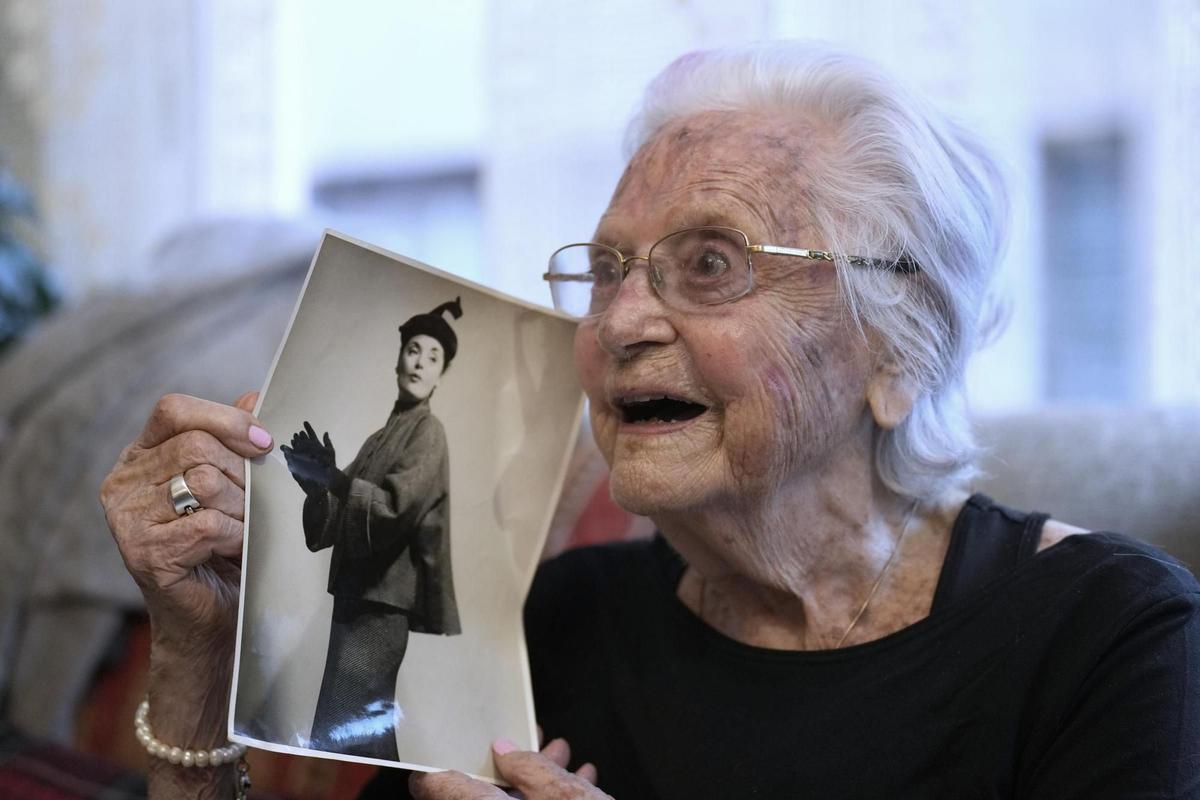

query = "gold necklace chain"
[[694, 500, 922, 649], [835, 499, 920, 648]]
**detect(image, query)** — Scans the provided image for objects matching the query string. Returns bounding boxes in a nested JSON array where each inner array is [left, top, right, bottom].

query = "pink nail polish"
[[492, 737, 517, 755], [249, 425, 272, 449]]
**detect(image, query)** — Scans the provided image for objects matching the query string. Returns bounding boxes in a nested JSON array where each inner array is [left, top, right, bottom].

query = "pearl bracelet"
[[134, 698, 247, 768]]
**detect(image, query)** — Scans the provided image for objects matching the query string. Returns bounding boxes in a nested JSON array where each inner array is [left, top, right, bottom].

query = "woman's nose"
[[596, 260, 676, 359]]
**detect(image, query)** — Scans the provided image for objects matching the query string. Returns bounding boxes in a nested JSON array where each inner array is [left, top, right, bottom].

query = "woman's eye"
[[590, 261, 620, 288], [692, 249, 730, 279]]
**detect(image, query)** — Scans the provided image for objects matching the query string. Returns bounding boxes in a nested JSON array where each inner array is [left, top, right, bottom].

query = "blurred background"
[[0, 0, 1196, 408], [0, 2, 1197, 798]]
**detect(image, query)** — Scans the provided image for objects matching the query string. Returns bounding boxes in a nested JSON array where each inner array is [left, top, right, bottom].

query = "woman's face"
[[574, 111, 882, 517], [396, 334, 445, 401]]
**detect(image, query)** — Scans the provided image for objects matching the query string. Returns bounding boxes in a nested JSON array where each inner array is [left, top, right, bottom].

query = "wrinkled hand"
[[280, 421, 338, 494], [101, 391, 270, 647], [100, 391, 273, 794], [410, 738, 607, 799]]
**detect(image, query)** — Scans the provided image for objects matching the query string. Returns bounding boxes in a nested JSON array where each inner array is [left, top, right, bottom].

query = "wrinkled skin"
[[569, 111, 954, 654], [581, 112, 868, 519], [100, 391, 269, 798], [409, 738, 606, 799]]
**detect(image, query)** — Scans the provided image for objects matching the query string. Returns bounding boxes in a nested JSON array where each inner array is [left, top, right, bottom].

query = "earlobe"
[[867, 362, 918, 430]]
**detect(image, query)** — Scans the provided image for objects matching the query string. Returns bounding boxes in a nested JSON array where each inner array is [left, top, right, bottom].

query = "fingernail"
[[492, 737, 517, 755], [249, 425, 273, 449]]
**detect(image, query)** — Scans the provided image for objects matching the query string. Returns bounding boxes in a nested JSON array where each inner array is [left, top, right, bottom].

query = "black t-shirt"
[[361, 494, 1200, 799]]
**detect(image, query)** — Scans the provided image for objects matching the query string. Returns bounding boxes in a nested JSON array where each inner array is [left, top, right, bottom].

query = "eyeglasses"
[[543, 225, 918, 318]]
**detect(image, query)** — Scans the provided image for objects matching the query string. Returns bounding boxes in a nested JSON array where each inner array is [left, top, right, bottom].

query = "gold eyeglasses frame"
[[542, 225, 919, 318]]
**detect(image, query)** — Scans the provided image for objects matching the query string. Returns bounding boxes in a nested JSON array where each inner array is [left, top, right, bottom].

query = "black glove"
[[281, 421, 349, 497]]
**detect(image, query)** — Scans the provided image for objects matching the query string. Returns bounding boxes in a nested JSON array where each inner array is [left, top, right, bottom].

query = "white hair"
[[625, 42, 1008, 501]]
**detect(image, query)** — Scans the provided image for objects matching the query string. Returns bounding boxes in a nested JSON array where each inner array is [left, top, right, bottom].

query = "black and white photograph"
[[229, 232, 583, 780]]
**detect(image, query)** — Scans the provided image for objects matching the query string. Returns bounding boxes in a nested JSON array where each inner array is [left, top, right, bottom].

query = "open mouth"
[[617, 395, 708, 424]]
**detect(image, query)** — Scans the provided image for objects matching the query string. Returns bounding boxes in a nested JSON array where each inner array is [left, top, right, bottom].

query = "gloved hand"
[[281, 421, 349, 497]]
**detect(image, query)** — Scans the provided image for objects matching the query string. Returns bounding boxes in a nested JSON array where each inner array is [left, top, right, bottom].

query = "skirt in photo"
[[309, 595, 410, 760]]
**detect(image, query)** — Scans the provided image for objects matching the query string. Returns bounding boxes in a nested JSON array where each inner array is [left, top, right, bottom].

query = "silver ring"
[[169, 474, 202, 516]]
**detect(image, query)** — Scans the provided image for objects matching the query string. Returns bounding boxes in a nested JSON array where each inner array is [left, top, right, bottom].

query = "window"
[[311, 168, 483, 283], [1042, 135, 1132, 402]]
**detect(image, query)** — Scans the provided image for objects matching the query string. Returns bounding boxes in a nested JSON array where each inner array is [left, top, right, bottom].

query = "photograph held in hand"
[[229, 232, 582, 782]]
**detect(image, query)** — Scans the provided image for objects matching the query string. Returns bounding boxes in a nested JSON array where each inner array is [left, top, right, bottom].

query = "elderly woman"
[[101, 43, 1199, 800]]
